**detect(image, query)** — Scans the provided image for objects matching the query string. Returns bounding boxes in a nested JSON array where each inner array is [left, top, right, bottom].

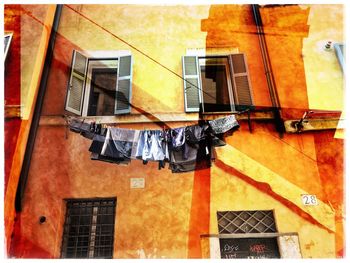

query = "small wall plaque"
[[130, 178, 145, 189]]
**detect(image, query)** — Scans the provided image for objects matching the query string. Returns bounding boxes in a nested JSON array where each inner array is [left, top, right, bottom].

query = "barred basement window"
[[61, 198, 116, 259], [217, 210, 277, 234], [217, 210, 280, 259]]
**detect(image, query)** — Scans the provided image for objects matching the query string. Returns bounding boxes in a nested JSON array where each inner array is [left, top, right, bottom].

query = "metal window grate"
[[217, 210, 277, 234], [61, 198, 116, 259]]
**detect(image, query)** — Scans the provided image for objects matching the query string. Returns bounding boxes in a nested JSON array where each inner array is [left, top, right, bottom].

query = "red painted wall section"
[[314, 130, 344, 257], [9, 126, 74, 258], [187, 6, 273, 257], [9, 215, 54, 258], [260, 5, 310, 119], [187, 168, 211, 258], [4, 5, 22, 193]]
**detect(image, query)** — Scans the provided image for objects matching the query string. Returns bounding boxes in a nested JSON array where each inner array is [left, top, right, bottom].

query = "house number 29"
[[301, 194, 318, 206]]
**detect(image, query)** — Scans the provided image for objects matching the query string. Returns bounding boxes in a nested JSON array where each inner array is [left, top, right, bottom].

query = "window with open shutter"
[[182, 53, 253, 113], [65, 50, 88, 115], [182, 56, 202, 112], [64, 50, 133, 116], [229, 53, 254, 110]]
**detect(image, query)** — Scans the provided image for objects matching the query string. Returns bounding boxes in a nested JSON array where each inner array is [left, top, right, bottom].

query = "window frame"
[[82, 59, 119, 117], [182, 52, 254, 113], [216, 210, 281, 259], [64, 50, 133, 117], [60, 197, 117, 259], [198, 56, 236, 112]]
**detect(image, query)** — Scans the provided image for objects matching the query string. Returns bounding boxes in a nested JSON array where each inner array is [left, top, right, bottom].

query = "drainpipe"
[[251, 4, 285, 137], [15, 5, 63, 211]]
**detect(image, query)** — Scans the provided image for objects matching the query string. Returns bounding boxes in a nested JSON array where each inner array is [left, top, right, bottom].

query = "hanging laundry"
[[68, 114, 240, 173], [208, 115, 240, 147], [68, 119, 106, 139], [168, 124, 213, 173], [185, 124, 209, 143], [90, 152, 130, 165], [135, 130, 166, 161], [208, 115, 239, 134], [101, 127, 140, 160], [170, 127, 186, 148]]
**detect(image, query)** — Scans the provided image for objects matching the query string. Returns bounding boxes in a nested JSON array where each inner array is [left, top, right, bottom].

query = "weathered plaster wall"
[[201, 5, 272, 107], [4, 5, 22, 253], [5, 4, 22, 197], [4, 4, 55, 254], [20, 5, 51, 117], [302, 5, 344, 111], [13, 125, 194, 258], [44, 5, 211, 115], [9, 4, 344, 259], [260, 5, 310, 119], [210, 163, 335, 258]]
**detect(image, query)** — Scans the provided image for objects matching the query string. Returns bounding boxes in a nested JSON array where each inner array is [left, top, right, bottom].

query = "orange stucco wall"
[[7, 4, 344, 259], [4, 5, 56, 255], [260, 5, 310, 119]]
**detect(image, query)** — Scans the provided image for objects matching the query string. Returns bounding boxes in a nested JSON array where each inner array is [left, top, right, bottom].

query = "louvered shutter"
[[115, 55, 132, 114], [65, 50, 88, 115], [182, 56, 202, 112], [334, 43, 344, 72], [229, 53, 254, 110]]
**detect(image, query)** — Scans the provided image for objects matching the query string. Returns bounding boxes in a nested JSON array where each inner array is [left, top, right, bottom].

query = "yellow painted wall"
[[210, 164, 335, 258], [20, 5, 52, 119], [56, 5, 210, 115], [302, 4, 344, 111]]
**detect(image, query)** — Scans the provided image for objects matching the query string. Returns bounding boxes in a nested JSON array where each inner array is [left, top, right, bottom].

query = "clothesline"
[[69, 115, 240, 173]]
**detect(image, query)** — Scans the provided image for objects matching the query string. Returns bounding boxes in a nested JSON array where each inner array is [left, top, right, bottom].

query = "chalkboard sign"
[[219, 237, 280, 259]]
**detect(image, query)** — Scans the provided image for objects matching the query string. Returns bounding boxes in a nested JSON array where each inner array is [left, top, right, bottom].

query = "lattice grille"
[[61, 198, 116, 259], [217, 210, 277, 234]]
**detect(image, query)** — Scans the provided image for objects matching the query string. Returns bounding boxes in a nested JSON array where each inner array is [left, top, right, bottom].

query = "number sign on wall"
[[301, 194, 318, 206]]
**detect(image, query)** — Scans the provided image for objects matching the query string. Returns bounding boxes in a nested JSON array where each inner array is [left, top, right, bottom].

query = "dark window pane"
[[199, 57, 232, 112], [88, 67, 118, 116]]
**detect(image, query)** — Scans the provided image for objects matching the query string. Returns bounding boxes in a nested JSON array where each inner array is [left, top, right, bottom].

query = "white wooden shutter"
[[229, 53, 254, 110], [334, 43, 344, 72], [182, 56, 202, 112], [115, 55, 132, 114], [4, 33, 13, 60], [65, 50, 88, 115]]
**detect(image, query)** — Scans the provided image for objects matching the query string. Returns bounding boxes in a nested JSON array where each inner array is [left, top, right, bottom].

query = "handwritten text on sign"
[[301, 194, 318, 206]]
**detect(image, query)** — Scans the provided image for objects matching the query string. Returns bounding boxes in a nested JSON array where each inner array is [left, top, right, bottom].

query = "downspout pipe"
[[15, 5, 63, 211], [251, 4, 285, 136]]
